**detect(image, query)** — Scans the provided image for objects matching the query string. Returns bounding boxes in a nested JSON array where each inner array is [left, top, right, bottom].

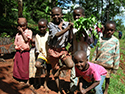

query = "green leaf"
[[45, 6, 49, 13], [98, 23, 102, 28]]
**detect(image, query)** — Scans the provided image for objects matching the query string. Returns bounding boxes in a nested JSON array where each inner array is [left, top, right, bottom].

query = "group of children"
[[13, 6, 120, 94]]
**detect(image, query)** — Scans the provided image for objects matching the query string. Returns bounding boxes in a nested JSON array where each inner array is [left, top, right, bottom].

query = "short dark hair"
[[74, 7, 85, 15], [38, 18, 48, 25], [105, 21, 116, 29], [51, 7, 62, 14]]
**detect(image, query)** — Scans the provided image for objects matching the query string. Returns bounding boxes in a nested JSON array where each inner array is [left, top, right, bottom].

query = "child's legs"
[[104, 78, 110, 94], [44, 64, 51, 90], [104, 69, 111, 94], [63, 56, 73, 69], [48, 56, 60, 70], [61, 51, 73, 69], [70, 65, 79, 92], [95, 75, 105, 94], [53, 56, 74, 78]]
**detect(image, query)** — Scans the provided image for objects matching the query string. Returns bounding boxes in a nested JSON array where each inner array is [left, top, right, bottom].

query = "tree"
[[18, 0, 23, 17]]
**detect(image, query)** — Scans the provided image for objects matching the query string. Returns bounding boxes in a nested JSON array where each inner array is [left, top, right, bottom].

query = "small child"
[[92, 21, 120, 94], [118, 31, 122, 39], [13, 17, 32, 83], [29, 36, 36, 83], [35, 18, 51, 90], [73, 50, 107, 94], [48, 7, 74, 94]]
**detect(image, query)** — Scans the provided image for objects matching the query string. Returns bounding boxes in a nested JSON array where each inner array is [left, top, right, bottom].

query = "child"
[[29, 36, 36, 84], [92, 21, 120, 94], [118, 31, 122, 39], [13, 17, 32, 83], [72, 7, 92, 58], [47, 7, 74, 94], [70, 7, 93, 92], [35, 18, 51, 91], [73, 50, 107, 94]]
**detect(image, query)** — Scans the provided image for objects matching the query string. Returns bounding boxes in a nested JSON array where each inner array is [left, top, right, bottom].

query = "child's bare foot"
[[18, 82, 30, 89]]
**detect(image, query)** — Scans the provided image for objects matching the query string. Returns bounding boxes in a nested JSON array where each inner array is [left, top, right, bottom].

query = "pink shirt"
[[75, 62, 107, 82], [14, 29, 32, 51], [96, 26, 102, 33]]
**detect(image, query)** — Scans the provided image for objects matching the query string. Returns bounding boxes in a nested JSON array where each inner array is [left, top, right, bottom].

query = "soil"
[[0, 53, 76, 94], [0, 52, 125, 94]]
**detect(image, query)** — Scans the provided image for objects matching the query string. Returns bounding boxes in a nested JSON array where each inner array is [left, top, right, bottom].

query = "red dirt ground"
[[0, 53, 125, 94], [0, 58, 72, 94]]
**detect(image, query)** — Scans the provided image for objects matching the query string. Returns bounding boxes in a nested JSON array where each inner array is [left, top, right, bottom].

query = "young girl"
[[73, 50, 107, 94], [13, 17, 32, 83]]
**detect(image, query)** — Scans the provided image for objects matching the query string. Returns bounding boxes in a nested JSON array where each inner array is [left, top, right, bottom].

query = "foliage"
[[73, 16, 100, 46], [0, 0, 125, 38], [0, 32, 10, 38]]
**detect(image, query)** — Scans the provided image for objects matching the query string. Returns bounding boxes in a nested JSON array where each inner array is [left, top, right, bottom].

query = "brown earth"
[[0, 52, 125, 94], [0, 53, 77, 94]]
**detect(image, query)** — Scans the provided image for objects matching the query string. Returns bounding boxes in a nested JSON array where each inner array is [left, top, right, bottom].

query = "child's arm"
[[55, 22, 73, 37], [79, 78, 100, 94], [68, 21, 73, 53], [92, 47, 113, 69], [113, 39, 120, 73], [79, 82, 87, 94], [17, 26, 28, 42]]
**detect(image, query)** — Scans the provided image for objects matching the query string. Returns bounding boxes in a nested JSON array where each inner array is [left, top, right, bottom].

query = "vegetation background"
[[0, 0, 125, 94]]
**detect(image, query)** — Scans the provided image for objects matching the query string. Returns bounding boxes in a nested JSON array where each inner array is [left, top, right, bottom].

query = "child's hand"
[[17, 26, 23, 33], [69, 22, 74, 30], [80, 88, 87, 94]]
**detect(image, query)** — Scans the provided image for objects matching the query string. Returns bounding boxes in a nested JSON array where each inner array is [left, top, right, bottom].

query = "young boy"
[[70, 7, 93, 92], [73, 50, 107, 94], [92, 21, 120, 94], [13, 17, 32, 83], [35, 18, 51, 91], [47, 7, 74, 94]]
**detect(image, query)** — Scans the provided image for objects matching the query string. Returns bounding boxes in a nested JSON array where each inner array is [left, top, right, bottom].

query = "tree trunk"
[[101, 0, 103, 23], [18, 0, 23, 17]]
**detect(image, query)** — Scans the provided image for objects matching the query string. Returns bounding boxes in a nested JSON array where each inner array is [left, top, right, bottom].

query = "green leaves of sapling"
[[73, 15, 100, 46]]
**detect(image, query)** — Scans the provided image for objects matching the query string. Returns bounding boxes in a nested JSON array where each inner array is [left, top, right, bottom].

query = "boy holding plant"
[[92, 21, 120, 94]]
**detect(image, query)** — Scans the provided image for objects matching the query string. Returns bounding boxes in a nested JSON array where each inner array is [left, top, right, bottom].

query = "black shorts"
[[36, 58, 51, 72]]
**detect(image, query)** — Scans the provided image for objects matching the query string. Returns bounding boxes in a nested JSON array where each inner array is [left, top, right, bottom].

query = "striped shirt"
[[92, 35, 120, 70]]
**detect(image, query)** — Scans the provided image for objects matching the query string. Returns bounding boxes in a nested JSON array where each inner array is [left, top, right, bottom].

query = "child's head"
[[73, 7, 85, 20], [17, 17, 27, 31], [73, 50, 88, 71], [31, 35, 35, 48], [104, 21, 116, 38], [51, 7, 62, 24], [38, 19, 48, 34]]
